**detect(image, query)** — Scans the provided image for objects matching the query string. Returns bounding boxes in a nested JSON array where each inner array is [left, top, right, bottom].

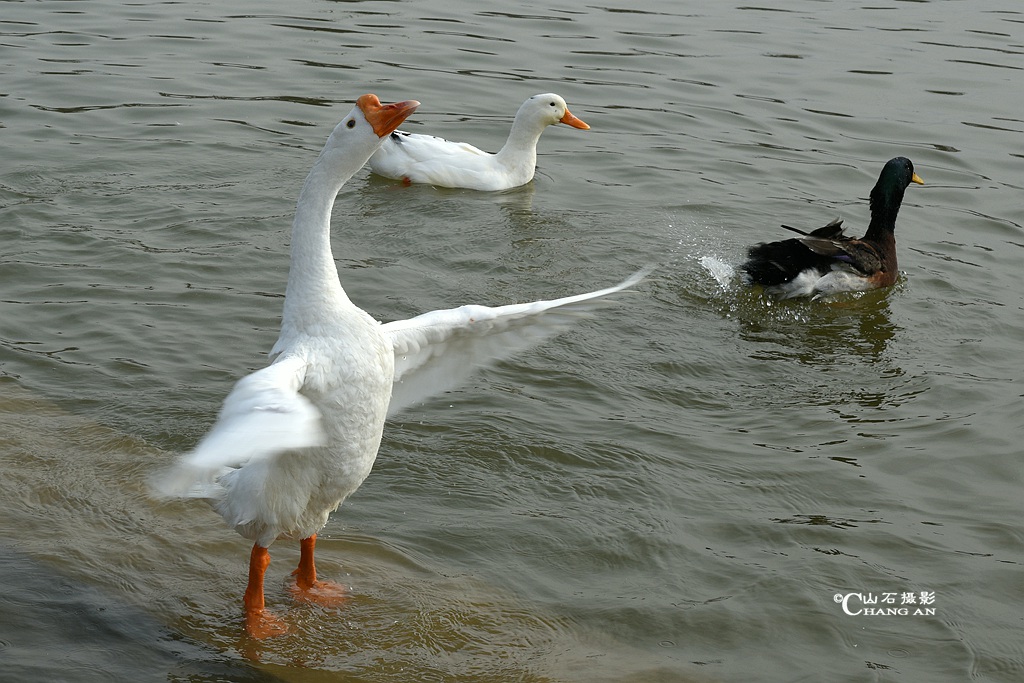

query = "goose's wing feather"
[[152, 354, 326, 498], [382, 269, 648, 417]]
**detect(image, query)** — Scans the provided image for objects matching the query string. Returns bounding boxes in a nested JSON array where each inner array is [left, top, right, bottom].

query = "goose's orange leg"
[[243, 544, 288, 638], [289, 534, 348, 606]]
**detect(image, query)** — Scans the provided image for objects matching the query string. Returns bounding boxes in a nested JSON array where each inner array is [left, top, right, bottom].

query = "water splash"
[[698, 254, 737, 288]]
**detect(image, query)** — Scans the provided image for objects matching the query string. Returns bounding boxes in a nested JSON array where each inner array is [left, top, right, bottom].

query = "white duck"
[[153, 94, 643, 639], [366, 93, 590, 191]]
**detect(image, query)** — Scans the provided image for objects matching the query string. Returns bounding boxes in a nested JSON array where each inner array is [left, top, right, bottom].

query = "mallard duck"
[[742, 157, 923, 299], [153, 94, 643, 639], [366, 93, 589, 190]]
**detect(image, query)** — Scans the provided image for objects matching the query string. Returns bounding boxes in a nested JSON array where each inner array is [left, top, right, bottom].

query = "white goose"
[[154, 94, 643, 639], [367, 93, 590, 191]]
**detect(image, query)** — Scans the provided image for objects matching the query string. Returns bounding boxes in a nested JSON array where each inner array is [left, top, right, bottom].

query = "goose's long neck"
[[282, 148, 355, 327]]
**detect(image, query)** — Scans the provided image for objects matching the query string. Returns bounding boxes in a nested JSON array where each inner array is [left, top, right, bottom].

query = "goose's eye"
[[346, 119, 356, 129], [549, 101, 556, 107]]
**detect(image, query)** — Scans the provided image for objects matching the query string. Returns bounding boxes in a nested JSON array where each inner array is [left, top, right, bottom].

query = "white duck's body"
[[153, 94, 643, 639], [367, 93, 589, 191]]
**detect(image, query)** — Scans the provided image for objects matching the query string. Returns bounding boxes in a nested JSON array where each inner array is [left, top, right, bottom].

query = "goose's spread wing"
[[152, 354, 325, 498], [382, 270, 648, 418]]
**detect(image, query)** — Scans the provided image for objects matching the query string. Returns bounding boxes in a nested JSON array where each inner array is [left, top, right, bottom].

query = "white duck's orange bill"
[[560, 109, 590, 130]]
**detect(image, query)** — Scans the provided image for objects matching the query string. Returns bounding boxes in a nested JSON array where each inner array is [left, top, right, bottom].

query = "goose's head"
[[520, 93, 590, 130], [325, 94, 420, 158]]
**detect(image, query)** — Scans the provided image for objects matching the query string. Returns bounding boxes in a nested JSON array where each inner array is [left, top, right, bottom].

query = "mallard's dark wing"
[[742, 218, 849, 286], [796, 236, 884, 274], [779, 217, 846, 239], [742, 239, 830, 286], [778, 215, 883, 274]]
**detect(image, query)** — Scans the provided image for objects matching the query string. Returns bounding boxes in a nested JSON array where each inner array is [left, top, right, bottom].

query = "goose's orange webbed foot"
[[243, 543, 289, 639], [288, 534, 349, 608], [244, 607, 288, 639], [288, 576, 349, 607]]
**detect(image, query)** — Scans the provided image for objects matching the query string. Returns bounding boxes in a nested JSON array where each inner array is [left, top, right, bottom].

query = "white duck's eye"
[[346, 119, 356, 129]]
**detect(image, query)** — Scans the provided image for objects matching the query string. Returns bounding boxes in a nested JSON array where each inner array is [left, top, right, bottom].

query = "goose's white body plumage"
[[152, 95, 642, 637], [367, 93, 590, 191]]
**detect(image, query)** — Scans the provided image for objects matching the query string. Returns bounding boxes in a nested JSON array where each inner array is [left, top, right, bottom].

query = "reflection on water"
[[735, 288, 900, 361], [736, 306, 915, 420]]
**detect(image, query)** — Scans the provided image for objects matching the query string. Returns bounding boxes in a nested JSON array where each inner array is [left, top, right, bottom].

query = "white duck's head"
[[323, 94, 420, 160], [518, 93, 590, 130]]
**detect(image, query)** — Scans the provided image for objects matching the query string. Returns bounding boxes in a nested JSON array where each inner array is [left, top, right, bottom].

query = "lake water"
[[1, 1, 1022, 681]]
